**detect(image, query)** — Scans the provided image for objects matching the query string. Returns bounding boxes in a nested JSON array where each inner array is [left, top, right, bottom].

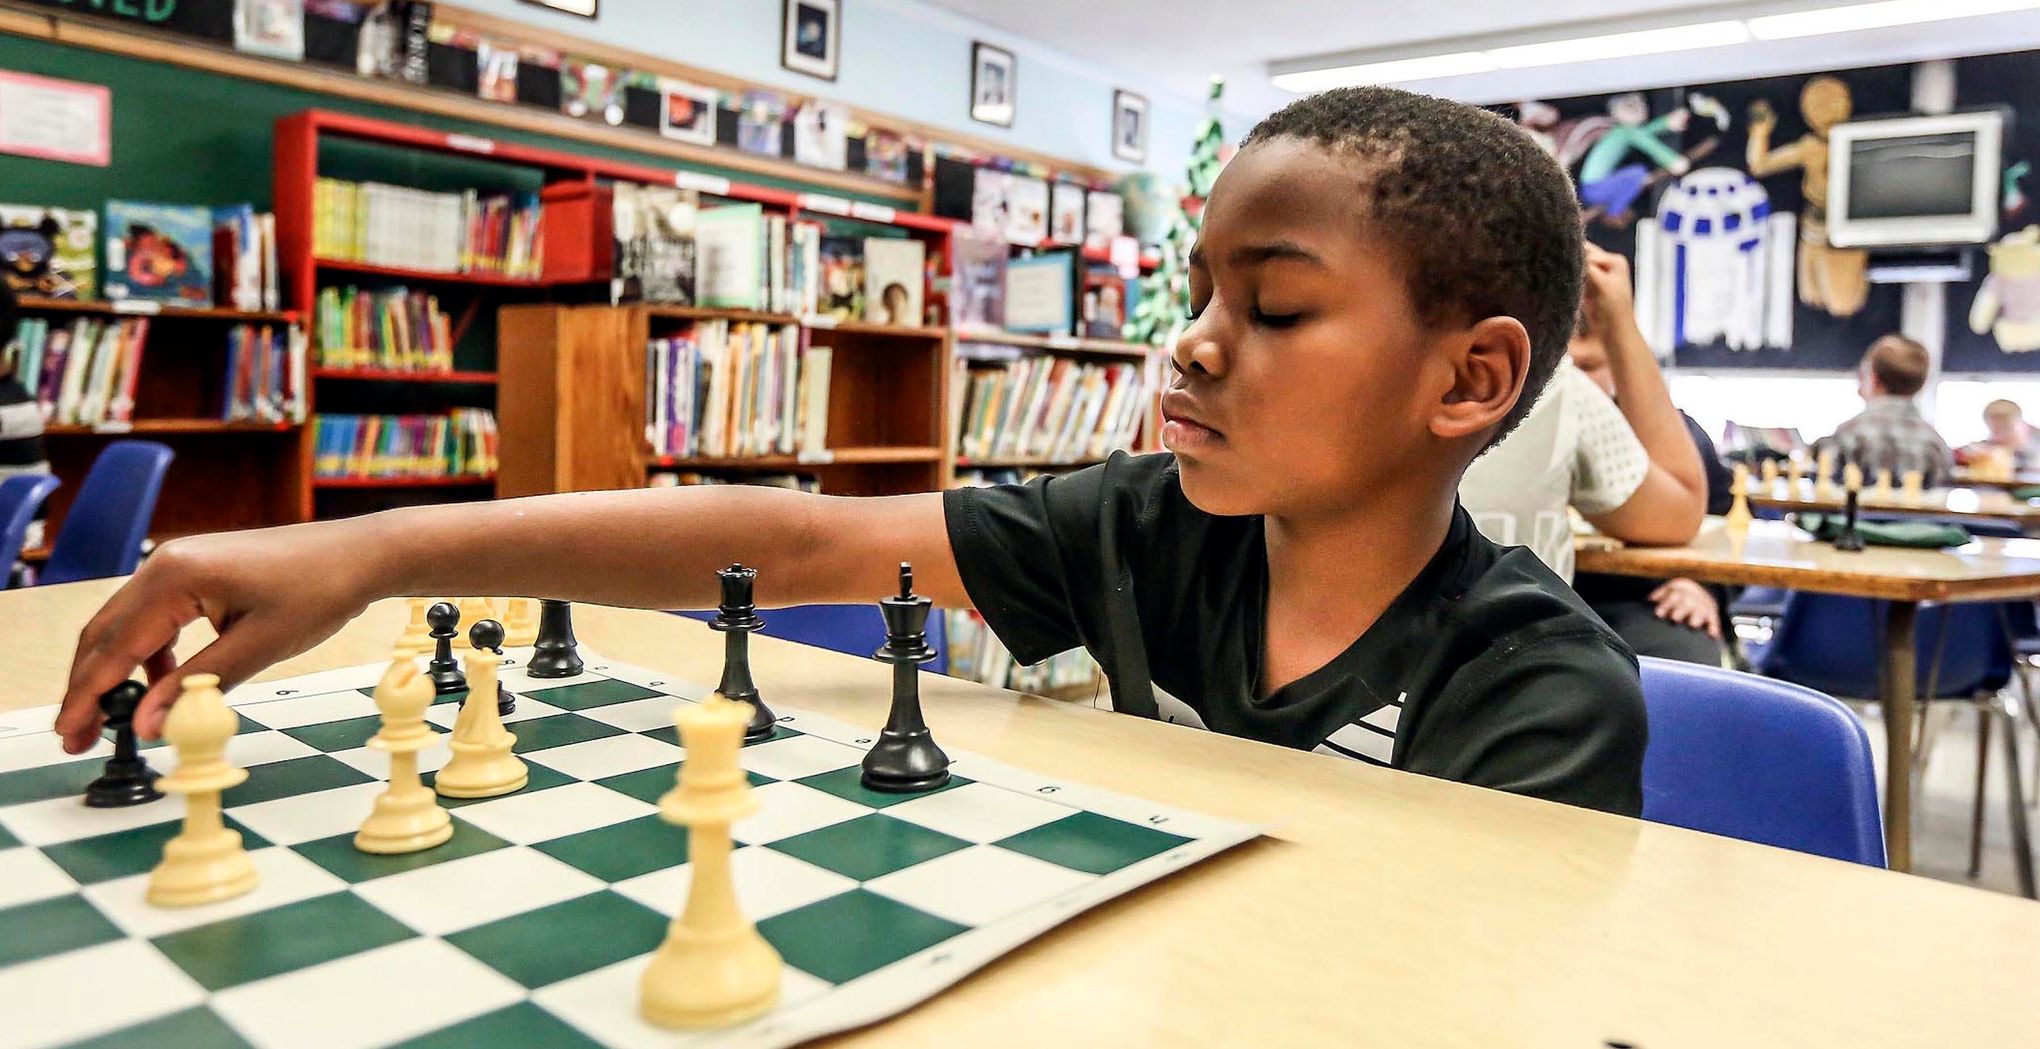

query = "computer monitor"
[[1827, 110, 2004, 249]]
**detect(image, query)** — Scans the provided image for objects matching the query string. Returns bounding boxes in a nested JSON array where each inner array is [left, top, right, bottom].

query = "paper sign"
[[676, 171, 731, 196], [0, 70, 111, 167], [801, 193, 852, 216]]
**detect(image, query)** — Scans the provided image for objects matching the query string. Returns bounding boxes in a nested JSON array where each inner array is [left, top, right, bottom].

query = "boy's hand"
[[1649, 578, 1721, 639], [56, 522, 382, 754], [1581, 243, 1638, 335]]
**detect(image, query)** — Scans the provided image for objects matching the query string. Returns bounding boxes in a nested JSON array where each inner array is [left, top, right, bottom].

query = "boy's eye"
[[1250, 307, 1303, 329]]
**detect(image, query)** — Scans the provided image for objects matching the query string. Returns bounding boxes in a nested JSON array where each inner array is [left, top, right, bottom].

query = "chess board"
[[0, 651, 1260, 1049]]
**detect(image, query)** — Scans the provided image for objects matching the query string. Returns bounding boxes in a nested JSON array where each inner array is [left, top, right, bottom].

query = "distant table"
[[1575, 518, 2040, 873], [1953, 468, 2040, 491], [1749, 481, 2040, 534]]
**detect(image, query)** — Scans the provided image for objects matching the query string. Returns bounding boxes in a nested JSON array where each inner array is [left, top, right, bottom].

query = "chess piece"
[[354, 656, 454, 855], [1842, 460, 1864, 497], [861, 563, 951, 793], [147, 674, 258, 907], [712, 564, 778, 743], [85, 680, 163, 808], [425, 602, 467, 695], [464, 619, 517, 716], [395, 597, 433, 659], [1815, 448, 1839, 500], [1902, 469, 1926, 504], [452, 598, 499, 649], [640, 694, 782, 1029], [1724, 463, 1753, 537], [1834, 489, 1867, 552], [1871, 468, 1894, 502], [434, 623, 528, 799], [527, 599, 585, 679], [1786, 452, 1808, 493], [503, 598, 539, 648], [1759, 457, 1780, 489]]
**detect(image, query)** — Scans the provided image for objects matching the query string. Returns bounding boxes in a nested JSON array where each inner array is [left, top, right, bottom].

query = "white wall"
[[454, 0, 1209, 185]]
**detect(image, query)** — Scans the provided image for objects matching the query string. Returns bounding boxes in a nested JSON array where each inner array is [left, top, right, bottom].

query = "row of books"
[[223, 324, 310, 425], [0, 201, 279, 309], [693, 203, 829, 317], [945, 610, 1103, 695], [312, 178, 544, 278], [955, 357, 1152, 463], [647, 472, 822, 493], [314, 286, 454, 372], [313, 410, 500, 480], [646, 322, 832, 460], [5, 317, 149, 426]]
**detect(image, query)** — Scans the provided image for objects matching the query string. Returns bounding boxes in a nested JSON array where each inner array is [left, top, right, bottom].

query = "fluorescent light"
[[1749, 0, 2040, 39], [1488, 20, 1751, 67], [1271, 51, 1496, 92]]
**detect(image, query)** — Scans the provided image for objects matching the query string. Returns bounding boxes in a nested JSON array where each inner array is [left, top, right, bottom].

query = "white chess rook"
[[147, 674, 259, 907]]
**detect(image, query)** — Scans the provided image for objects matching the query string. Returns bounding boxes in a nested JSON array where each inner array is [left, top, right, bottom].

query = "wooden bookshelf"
[[803, 318, 948, 341], [17, 296, 295, 324], [644, 304, 800, 326], [313, 258, 548, 289], [311, 475, 498, 489], [651, 447, 945, 469], [955, 455, 1109, 470], [312, 367, 500, 385], [953, 328, 1152, 360]]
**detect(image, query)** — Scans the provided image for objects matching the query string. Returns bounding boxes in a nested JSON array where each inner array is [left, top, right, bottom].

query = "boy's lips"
[[1161, 392, 1224, 450]]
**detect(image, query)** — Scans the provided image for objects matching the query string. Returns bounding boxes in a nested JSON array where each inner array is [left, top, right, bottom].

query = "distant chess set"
[[0, 566, 1259, 1048]]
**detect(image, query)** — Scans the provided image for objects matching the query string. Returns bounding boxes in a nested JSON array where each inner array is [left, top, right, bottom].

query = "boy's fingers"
[[59, 598, 182, 754], [133, 617, 295, 739]]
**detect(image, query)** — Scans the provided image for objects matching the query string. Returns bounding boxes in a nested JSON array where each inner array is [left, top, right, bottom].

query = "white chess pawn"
[[1842, 461, 1864, 497], [1787, 452, 1808, 493], [356, 656, 454, 854], [503, 598, 539, 648], [1760, 457, 1780, 490], [1902, 469, 1927, 504], [1815, 449, 1839, 500], [640, 694, 782, 1029], [434, 622, 527, 799], [395, 597, 433, 659], [148, 675, 259, 907], [1870, 468, 1894, 502], [1724, 463, 1754, 536]]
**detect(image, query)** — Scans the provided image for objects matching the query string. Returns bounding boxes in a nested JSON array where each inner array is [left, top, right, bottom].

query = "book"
[[644, 322, 816, 459], [213, 204, 276, 312], [27, 317, 155, 427], [611, 183, 698, 305], [817, 236, 864, 322], [235, 0, 306, 60], [313, 408, 496, 479], [1003, 176, 1049, 246], [1085, 191, 1125, 250], [792, 102, 849, 171], [223, 323, 304, 422], [1004, 252, 1077, 334], [736, 91, 787, 156], [1082, 266, 1130, 339], [797, 345, 831, 455], [957, 357, 1149, 463], [862, 238, 925, 327], [694, 204, 765, 310], [1050, 183, 1086, 246], [950, 231, 1007, 331], [864, 128, 910, 184], [0, 204, 98, 300], [315, 286, 452, 372], [104, 201, 215, 304], [312, 178, 542, 278]]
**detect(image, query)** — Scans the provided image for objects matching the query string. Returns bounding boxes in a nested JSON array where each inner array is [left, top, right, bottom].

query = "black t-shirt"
[[944, 452, 1647, 816]]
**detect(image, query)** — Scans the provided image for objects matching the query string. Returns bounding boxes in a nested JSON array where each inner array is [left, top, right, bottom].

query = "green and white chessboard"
[[0, 650, 1259, 1048]]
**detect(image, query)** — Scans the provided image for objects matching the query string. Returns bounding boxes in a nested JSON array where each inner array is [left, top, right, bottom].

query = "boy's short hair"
[[1985, 398, 2022, 420], [1864, 334, 1930, 397], [1241, 86, 1584, 445]]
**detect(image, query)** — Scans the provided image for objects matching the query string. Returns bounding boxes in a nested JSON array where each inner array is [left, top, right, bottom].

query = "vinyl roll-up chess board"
[[0, 651, 1261, 1048]]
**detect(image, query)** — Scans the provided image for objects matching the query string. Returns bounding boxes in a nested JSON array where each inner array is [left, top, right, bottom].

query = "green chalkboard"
[[0, 31, 885, 212]]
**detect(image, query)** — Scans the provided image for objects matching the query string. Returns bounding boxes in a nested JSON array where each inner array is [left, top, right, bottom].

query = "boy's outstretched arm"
[[58, 486, 959, 752]]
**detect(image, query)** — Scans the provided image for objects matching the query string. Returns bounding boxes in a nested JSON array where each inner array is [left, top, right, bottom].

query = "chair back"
[[1754, 592, 2010, 700], [0, 473, 60, 587], [41, 440, 174, 585], [1639, 656, 1886, 866], [676, 602, 949, 675]]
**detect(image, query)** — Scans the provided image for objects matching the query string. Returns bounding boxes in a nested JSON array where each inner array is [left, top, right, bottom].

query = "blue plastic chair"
[[40, 440, 174, 586], [1638, 656, 1886, 866], [677, 603, 949, 675], [1750, 594, 2009, 701], [0, 473, 60, 588]]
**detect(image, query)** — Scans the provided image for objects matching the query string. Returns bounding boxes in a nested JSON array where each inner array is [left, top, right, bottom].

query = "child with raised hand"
[[59, 87, 1646, 815]]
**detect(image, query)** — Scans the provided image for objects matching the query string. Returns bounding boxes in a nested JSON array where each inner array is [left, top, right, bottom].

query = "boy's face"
[[1169, 138, 1494, 519], [1987, 404, 2024, 442]]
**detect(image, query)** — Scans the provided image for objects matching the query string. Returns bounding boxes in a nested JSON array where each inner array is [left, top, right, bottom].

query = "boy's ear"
[[1430, 316, 1531, 442]]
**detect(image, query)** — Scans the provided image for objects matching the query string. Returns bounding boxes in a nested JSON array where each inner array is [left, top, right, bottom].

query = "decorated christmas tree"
[[1126, 77, 1228, 348]]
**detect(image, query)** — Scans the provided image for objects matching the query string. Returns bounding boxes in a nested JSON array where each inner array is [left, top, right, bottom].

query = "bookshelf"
[[19, 295, 306, 548]]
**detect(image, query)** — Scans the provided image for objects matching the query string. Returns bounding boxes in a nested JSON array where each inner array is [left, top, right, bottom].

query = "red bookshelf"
[[312, 367, 499, 385], [311, 474, 498, 489], [312, 258, 548, 289]]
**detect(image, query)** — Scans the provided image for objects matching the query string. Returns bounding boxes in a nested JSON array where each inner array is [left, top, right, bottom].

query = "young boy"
[[1960, 399, 2037, 471], [1819, 334, 1954, 486], [56, 88, 1647, 815]]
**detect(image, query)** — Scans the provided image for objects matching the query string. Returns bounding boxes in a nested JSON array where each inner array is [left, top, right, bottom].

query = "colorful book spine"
[[311, 408, 499, 479], [644, 323, 823, 460], [316, 178, 543, 278], [957, 357, 1150, 463]]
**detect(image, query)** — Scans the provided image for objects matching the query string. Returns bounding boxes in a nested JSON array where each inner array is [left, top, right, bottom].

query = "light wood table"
[[1577, 518, 2040, 873], [1953, 467, 2040, 491], [10, 580, 2040, 1045], [1749, 480, 2040, 532]]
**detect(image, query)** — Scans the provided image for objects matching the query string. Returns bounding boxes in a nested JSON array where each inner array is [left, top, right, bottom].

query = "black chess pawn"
[[86, 680, 163, 808], [1835, 489, 1867, 553], [712, 563, 778, 743], [527, 599, 585, 679], [426, 601, 467, 695], [861, 562, 950, 793], [466, 619, 517, 716]]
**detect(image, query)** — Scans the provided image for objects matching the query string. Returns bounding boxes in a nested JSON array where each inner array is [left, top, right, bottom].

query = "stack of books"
[[223, 324, 308, 424], [314, 286, 454, 372], [956, 357, 1150, 462], [312, 409, 499, 480], [313, 178, 544, 278], [645, 322, 831, 460], [693, 204, 825, 316], [7, 316, 149, 427], [945, 610, 1103, 695]]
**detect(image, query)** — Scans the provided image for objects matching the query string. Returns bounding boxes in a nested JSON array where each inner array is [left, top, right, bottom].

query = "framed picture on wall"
[[520, 0, 598, 18], [1113, 89, 1148, 164], [971, 42, 1015, 128], [659, 78, 718, 145], [782, 0, 841, 81]]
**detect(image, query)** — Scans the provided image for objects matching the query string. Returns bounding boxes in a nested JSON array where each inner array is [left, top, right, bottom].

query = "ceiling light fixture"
[[1487, 20, 1750, 67], [1269, 51, 1497, 92], [1748, 0, 2040, 39]]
